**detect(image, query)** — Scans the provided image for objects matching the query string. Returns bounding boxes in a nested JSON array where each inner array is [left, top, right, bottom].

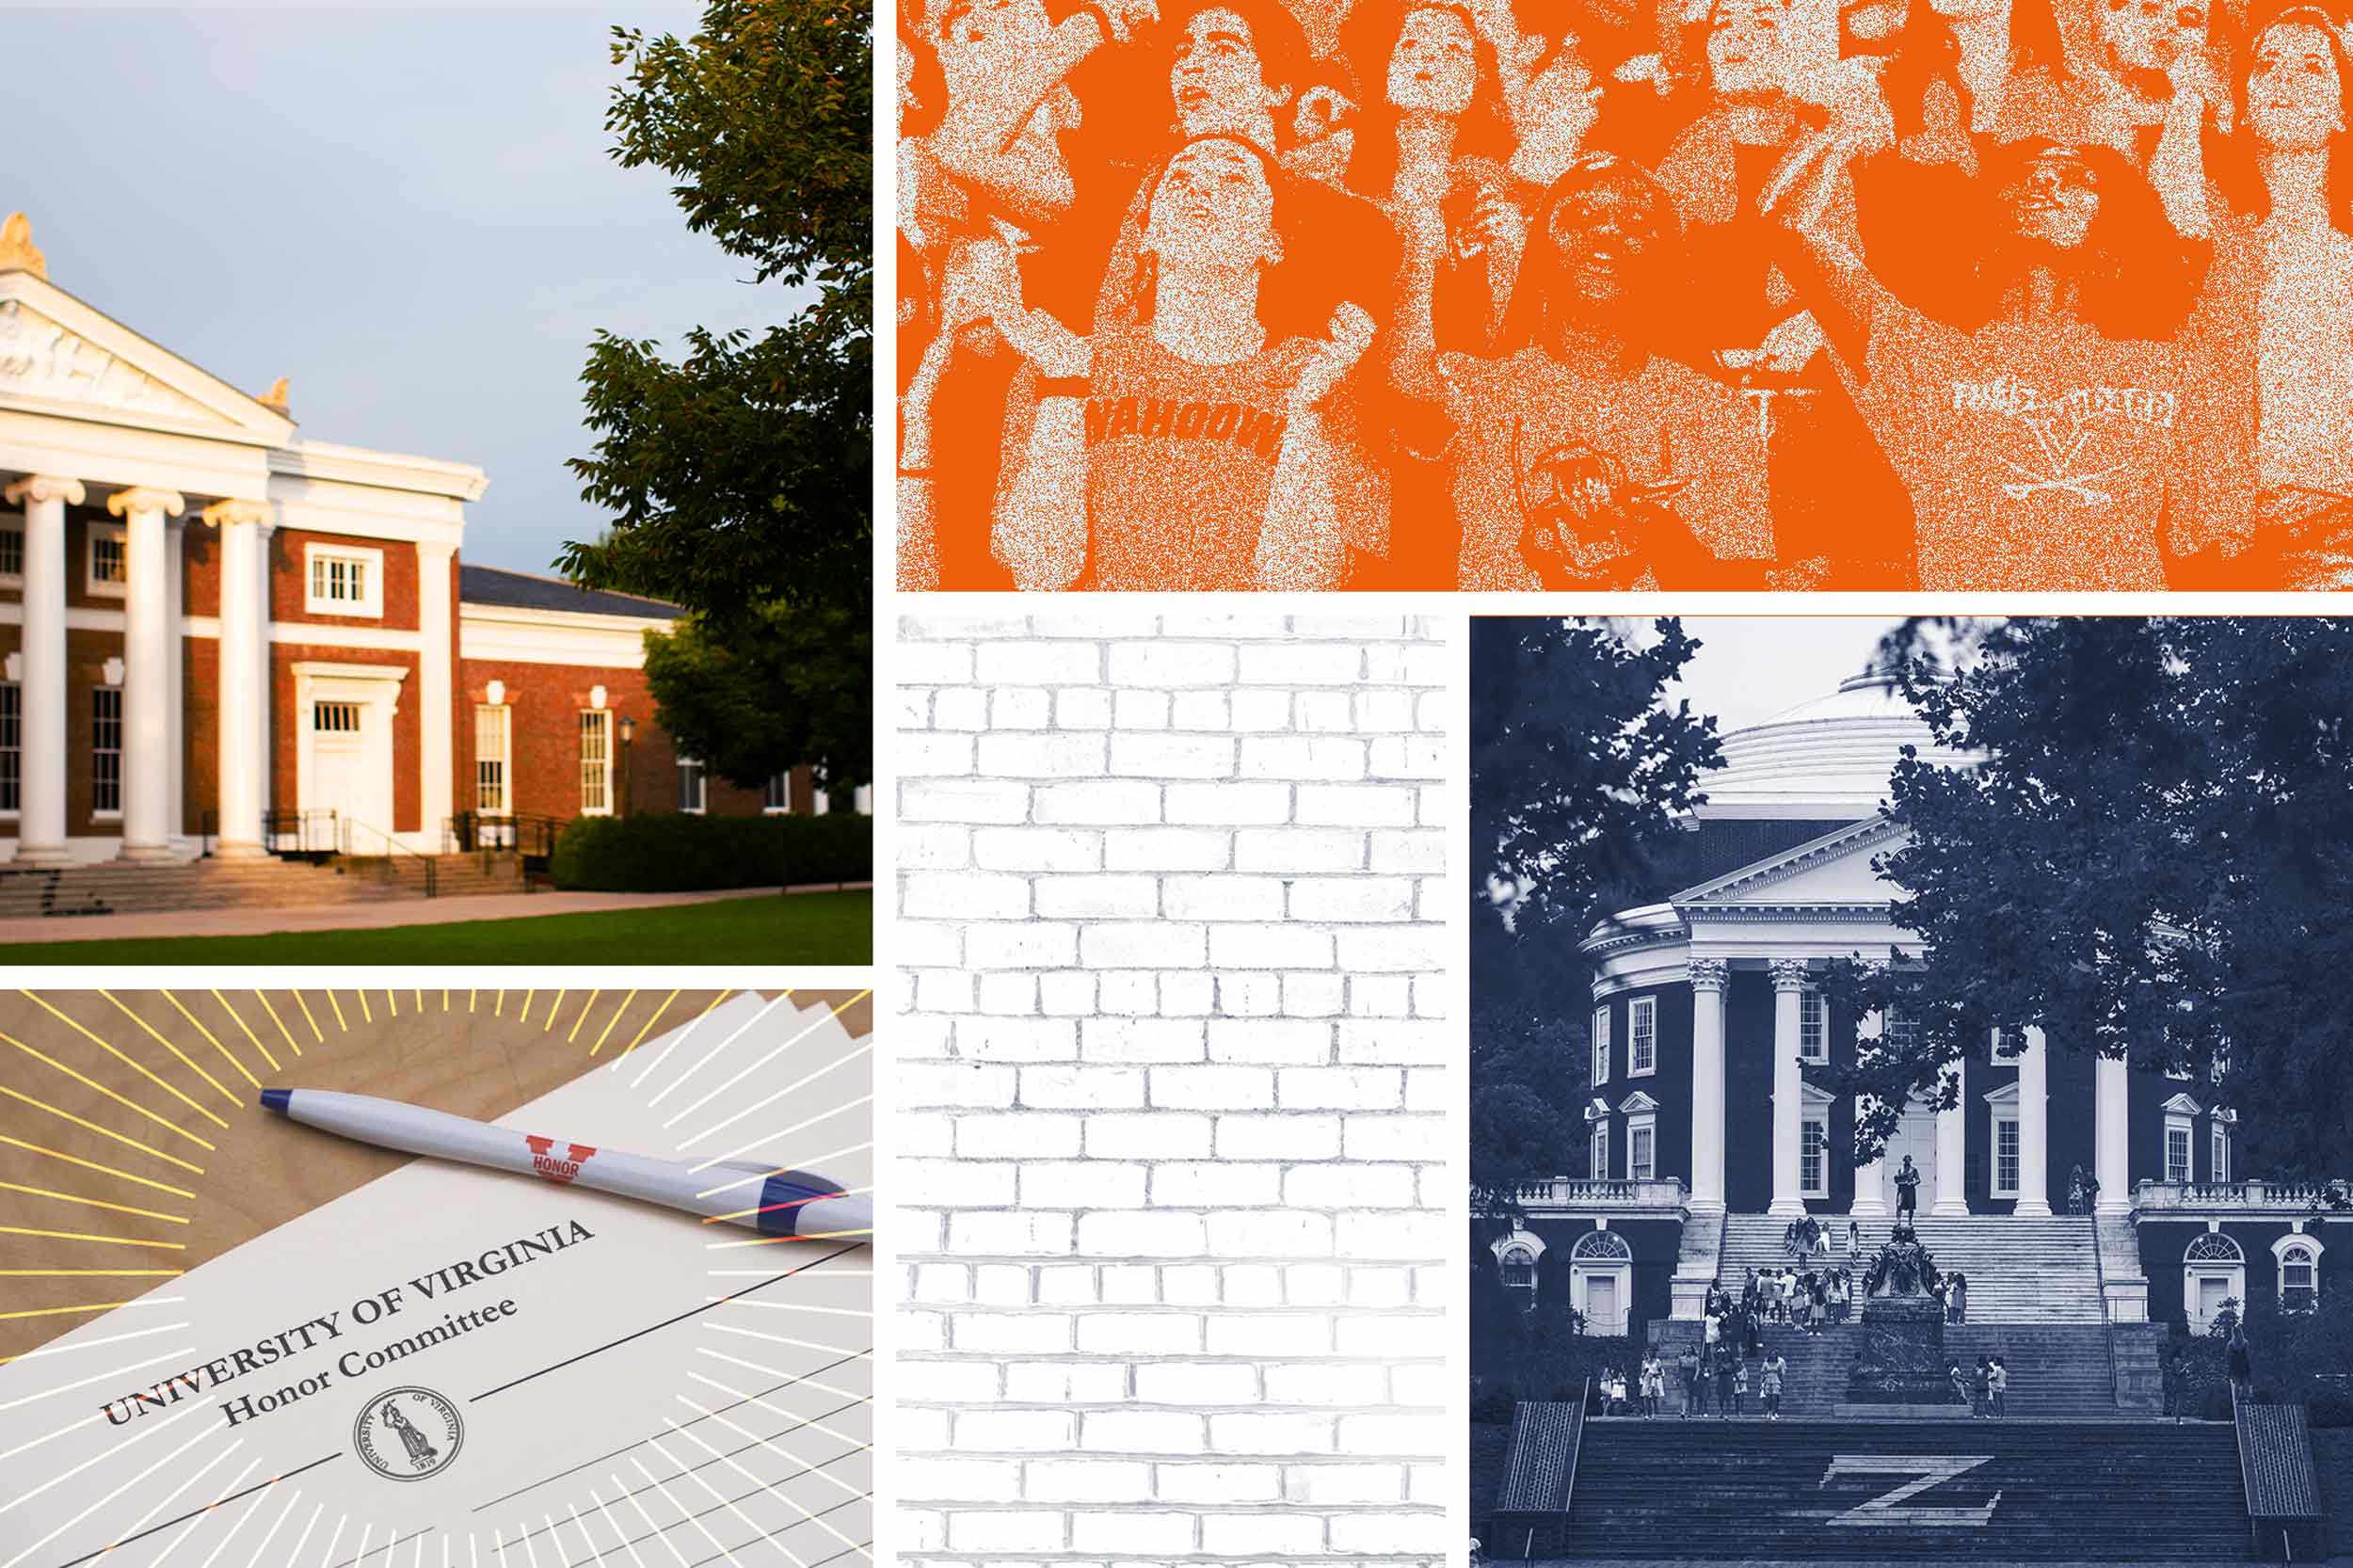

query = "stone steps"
[[0, 851, 524, 918], [1721, 1214, 2105, 1322]]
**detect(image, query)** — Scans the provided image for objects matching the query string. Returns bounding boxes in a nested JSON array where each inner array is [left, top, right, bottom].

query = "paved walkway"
[[0, 882, 868, 944]]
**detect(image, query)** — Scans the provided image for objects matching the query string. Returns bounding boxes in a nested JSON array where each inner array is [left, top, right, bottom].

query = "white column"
[[416, 540, 456, 848], [204, 499, 272, 858], [165, 516, 185, 849], [2096, 1051, 2132, 1215], [2015, 1025, 2053, 1216], [5, 475, 83, 865], [1933, 1057, 1970, 1215], [1688, 960, 1728, 1215], [1768, 960, 1809, 1217], [105, 487, 185, 862], [1850, 1092, 1889, 1217]]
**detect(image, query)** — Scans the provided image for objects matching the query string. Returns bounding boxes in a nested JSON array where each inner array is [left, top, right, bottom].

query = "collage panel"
[[892, 613, 1451, 1563]]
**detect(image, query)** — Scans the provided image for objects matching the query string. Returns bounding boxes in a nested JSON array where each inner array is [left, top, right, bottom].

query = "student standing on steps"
[[1761, 1350, 1786, 1421], [1715, 1340, 1737, 1416], [1989, 1355, 2008, 1417], [1678, 1343, 1703, 1416], [1641, 1350, 1664, 1417], [1732, 1356, 1750, 1417], [2229, 1323, 2254, 1403]]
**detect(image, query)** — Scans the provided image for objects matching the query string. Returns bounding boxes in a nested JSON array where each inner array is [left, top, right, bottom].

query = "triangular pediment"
[[1674, 818, 1906, 909], [0, 269, 294, 445]]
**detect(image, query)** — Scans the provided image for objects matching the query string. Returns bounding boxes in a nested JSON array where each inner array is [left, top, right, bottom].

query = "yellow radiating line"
[[567, 992, 600, 1045], [0, 1180, 186, 1224], [327, 991, 347, 1031], [420, 988, 427, 1012], [493, 991, 503, 1017], [589, 991, 637, 1057], [210, 991, 278, 1073], [387, 990, 398, 1017], [469, 990, 476, 1013], [0, 1301, 146, 1322], [0, 1087, 205, 1175], [291, 991, 323, 1042], [0, 1269, 184, 1277], [357, 990, 372, 1024], [160, 992, 255, 1090], [520, 989, 534, 1023], [19, 994, 231, 1129], [614, 990, 681, 1061], [0, 1032, 217, 1152], [96, 992, 239, 1110], [544, 990, 566, 1033], [0, 1224, 184, 1251], [0, 1134, 196, 1199], [441, 990, 450, 1012], [252, 993, 300, 1059], [705, 1230, 871, 1247]]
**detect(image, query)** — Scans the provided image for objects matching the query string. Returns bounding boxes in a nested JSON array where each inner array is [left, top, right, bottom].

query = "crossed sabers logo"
[[1785, 1455, 2002, 1527], [1998, 403, 2127, 507], [524, 1134, 598, 1185]]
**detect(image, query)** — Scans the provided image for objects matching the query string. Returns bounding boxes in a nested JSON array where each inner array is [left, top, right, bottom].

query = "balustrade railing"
[[1512, 1176, 1688, 1210], [2136, 1178, 2350, 1212]]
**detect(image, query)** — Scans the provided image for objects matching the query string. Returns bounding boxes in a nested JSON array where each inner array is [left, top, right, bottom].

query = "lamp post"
[[617, 714, 635, 819]]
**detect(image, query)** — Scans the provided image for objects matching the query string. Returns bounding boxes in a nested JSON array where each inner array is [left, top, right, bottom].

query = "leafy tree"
[[1470, 619, 1723, 1218], [1813, 618, 2353, 1178], [641, 600, 872, 790], [563, 0, 871, 626]]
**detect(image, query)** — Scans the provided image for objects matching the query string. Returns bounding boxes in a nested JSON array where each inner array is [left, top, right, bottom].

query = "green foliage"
[[1812, 618, 2353, 1176], [1469, 618, 1722, 1216], [642, 601, 872, 790], [551, 811, 872, 892], [565, 0, 872, 628], [1468, 1274, 1633, 1415]]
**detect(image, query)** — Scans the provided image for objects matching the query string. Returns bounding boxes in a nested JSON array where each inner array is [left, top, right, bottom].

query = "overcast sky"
[[1663, 616, 1904, 734], [5, 5, 779, 575]]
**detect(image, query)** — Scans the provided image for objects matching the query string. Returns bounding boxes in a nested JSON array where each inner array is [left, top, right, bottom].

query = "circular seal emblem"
[[352, 1386, 463, 1480]]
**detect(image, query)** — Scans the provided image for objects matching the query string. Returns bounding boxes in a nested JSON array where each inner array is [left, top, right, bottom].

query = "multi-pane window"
[[1629, 998, 1657, 1076], [2212, 1123, 2231, 1184], [312, 701, 361, 734], [677, 757, 707, 814], [91, 688, 122, 815], [765, 772, 791, 813], [0, 524, 21, 579], [0, 682, 18, 813], [1499, 1244, 1537, 1308], [1994, 1115, 2021, 1196], [89, 529, 126, 592], [1801, 1115, 1828, 1196], [1629, 1118, 1656, 1182], [2282, 1244, 2319, 1312], [1884, 1006, 1919, 1051], [475, 704, 511, 815], [1589, 1121, 1609, 1181], [1591, 1007, 1610, 1087], [579, 710, 612, 815], [2167, 1125, 2192, 1184], [1801, 989, 1828, 1063]]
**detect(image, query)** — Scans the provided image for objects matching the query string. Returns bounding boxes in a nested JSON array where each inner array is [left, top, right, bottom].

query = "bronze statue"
[[1863, 1219, 1943, 1300]]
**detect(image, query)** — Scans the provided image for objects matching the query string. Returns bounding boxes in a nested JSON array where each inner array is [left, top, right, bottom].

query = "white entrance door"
[[1586, 1276, 1620, 1336], [1879, 1105, 1938, 1218], [307, 699, 383, 833], [2197, 1275, 2230, 1329]]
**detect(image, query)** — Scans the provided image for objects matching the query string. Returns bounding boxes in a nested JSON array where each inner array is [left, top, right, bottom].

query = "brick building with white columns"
[[0, 216, 844, 868]]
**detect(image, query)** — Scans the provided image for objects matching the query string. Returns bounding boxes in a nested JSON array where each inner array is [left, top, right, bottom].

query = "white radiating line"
[[281, 1500, 326, 1568], [616, 1469, 693, 1568], [588, 1484, 651, 1568], [680, 1376, 872, 1449], [0, 1320, 190, 1365], [705, 1303, 869, 1319], [516, 1518, 542, 1568], [643, 995, 788, 1105], [237, 1487, 302, 1568], [316, 1512, 349, 1568], [702, 1324, 868, 1356], [695, 1349, 873, 1397], [617, 993, 721, 1084], [660, 1005, 853, 1128], [0, 1395, 218, 1518], [472, 1533, 480, 1568], [0, 1406, 102, 1464], [134, 1451, 262, 1568], [565, 1503, 607, 1568], [677, 1046, 871, 1158], [674, 1393, 871, 1498], [352, 1522, 374, 1568], [685, 1368, 873, 1416], [654, 1420, 824, 1565], [415, 1534, 424, 1568], [491, 1525, 504, 1568], [191, 1457, 279, 1568], [0, 1399, 224, 1566], [692, 1110, 872, 1199], [672, 1400, 870, 1518], [634, 1445, 754, 1568], [103, 1442, 246, 1565], [0, 1343, 198, 1414]]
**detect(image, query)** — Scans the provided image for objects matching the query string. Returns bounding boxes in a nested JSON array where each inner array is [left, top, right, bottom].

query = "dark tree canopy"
[[642, 600, 872, 790], [1470, 618, 1723, 1217], [1816, 617, 2353, 1181]]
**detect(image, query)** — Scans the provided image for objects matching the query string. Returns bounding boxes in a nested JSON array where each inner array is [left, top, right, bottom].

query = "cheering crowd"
[[896, 0, 2353, 589]]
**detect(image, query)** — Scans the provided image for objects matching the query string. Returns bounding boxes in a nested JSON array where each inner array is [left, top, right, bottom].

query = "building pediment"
[[1617, 1091, 1660, 1114], [1673, 817, 1906, 911], [0, 267, 295, 446]]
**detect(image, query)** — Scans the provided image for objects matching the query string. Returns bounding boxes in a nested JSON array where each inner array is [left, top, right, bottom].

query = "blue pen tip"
[[260, 1089, 291, 1113]]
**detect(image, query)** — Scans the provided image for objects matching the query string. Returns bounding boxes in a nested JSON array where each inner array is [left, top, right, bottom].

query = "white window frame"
[[86, 520, 127, 599], [677, 756, 707, 815], [0, 680, 17, 818], [1592, 1006, 1610, 1088], [1497, 1236, 1541, 1309], [2164, 1095, 2200, 1184], [1627, 1113, 1657, 1182], [579, 709, 614, 817], [2185, 1229, 2246, 1333], [1993, 1111, 2021, 1197], [0, 516, 22, 586], [474, 703, 512, 818], [764, 772, 792, 814], [1800, 988, 1828, 1064], [1800, 1112, 1829, 1198], [2275, 1232, 2323, 1313], [2211, 1121, 2231, 1184], [303, 542, 385, 619], [1629, 997, 1657, 1078], [1568, 1228, 1634, 1336], [1590, 1119, 1610, 1182], [90, 683, 122, 820]]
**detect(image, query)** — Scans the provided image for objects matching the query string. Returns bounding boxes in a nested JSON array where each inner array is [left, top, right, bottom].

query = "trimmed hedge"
[[549, 812, 872, 892]]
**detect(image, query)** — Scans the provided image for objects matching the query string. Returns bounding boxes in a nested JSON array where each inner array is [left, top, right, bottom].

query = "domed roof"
[[1696, 669, 1951, 821]]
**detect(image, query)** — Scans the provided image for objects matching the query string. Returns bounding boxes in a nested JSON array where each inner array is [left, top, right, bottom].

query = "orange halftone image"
[[896, 0, 2353, 590]]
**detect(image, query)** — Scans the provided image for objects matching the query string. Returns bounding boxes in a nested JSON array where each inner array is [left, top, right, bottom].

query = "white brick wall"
[[894, 614, 1449, 1566]]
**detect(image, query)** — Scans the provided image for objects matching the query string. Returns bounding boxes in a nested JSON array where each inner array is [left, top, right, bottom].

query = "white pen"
[[261, 1088, 870, 1240]]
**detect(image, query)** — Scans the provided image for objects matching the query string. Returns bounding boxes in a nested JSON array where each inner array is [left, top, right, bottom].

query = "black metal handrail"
[[199, 808, 340, 859], [339, 817, 436, 898], [446, 811, 566, 891]]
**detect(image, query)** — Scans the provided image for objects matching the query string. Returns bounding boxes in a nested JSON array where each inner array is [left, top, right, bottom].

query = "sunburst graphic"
[[0, 988, 872, 1568]]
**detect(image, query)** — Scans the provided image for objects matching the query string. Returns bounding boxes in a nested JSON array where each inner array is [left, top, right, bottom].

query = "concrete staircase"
[[0, 852, 523, 920], [1720, 1214, 2105, 1322], [1565, 1418, 2250, 1560]]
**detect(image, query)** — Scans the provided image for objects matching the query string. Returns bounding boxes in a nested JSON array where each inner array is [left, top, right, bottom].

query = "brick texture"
[[894, 614, 1449, 1566]]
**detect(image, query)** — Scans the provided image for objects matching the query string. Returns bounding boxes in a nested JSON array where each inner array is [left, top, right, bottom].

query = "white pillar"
[[5, 475, 83, 865], [2096, 1051, 2131, 1215], [1933, 1057, 1970, 1215], [204, 499, 272, 858], [2015, 1025, 2053, 1216], [1850, 1092, 1889, 1217], [166, 515, 185, 849], [417, 540, 456, 848], [106, 488, 185, 862], [1768, 960, 1809, 1217], [1689, 959, 1728, 1215]]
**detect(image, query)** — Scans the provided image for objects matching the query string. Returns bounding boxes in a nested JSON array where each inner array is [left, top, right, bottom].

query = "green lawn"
[[0, 891, 871, 965]]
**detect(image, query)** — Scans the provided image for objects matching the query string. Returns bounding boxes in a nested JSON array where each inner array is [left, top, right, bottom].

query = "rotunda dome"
[[1696, 669, 1953, 821]]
